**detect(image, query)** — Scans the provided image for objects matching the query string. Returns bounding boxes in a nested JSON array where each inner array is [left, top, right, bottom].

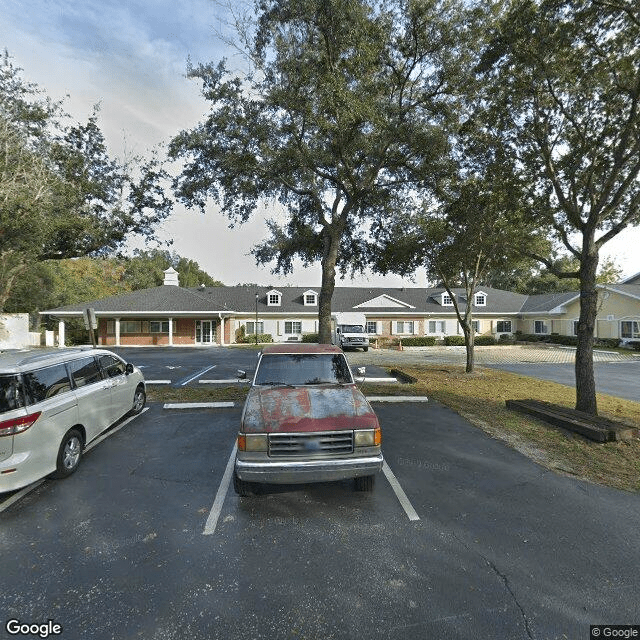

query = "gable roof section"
[[353, 294, 415, 309], [519, 292, 578, 313], [621, 271, 640, 285]]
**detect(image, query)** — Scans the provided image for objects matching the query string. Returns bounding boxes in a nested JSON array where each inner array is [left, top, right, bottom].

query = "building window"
[[534, 320, 548, 334], [246, 321, 264, 335], [121, 321, 143, 334], [150, 320, 173, 333], [621, 321, 640, 339], [395, 321, 414, 334], [303, 292, 317, 306], [496, 320, 512, 333], [573, 321, 579, 336], [475, 294, 486, 306], [366, 321, 378, 334], [442, 294, 453, 306], [284, 321, 302, 334], [428, 320, 446, 334], [472, 320, 480, 333], [268, 294, 280, 306]]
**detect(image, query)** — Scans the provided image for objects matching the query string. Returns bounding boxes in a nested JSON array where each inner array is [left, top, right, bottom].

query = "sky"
[[1, 0, 639, 286]]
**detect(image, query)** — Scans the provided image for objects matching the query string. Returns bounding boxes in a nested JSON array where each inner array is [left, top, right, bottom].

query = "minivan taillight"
[[0, 412, 42, 437]]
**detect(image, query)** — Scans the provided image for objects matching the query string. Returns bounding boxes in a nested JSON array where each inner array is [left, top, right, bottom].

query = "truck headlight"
[[237, 433, 268, 451], [354, 428, 381, 447]]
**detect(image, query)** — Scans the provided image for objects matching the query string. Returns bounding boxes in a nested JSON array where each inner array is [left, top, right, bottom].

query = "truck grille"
[[269, 431, 354, 457]]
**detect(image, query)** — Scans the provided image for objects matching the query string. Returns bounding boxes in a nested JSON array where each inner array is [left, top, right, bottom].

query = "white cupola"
[[163, 267, 179, 286]]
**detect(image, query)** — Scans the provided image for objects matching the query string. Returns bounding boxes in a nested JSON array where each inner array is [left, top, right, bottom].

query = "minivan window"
[[0, 375, 25, 414], [97, 354, 126, 378], [68, 357, 102, 388], [23, 364, 72, 404]]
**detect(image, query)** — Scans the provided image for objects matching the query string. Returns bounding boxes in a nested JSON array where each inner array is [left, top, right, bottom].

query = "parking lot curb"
[[366, 396, 429, 402], [163, 402, 236, 409]]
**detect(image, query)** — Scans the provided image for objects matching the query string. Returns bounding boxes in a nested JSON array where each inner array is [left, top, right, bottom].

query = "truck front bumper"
[[235, 453, 384, 484]]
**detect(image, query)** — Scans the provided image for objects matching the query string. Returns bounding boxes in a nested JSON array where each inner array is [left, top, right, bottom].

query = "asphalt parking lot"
[[1, 394, 639, 639]]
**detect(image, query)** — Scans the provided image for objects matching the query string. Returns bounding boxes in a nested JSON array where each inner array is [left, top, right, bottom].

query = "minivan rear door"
[[0, 374, 26, 463], [96, 354, 131, 422]]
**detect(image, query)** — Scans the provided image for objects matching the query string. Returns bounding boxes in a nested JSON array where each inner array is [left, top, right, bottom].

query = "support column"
[[169, 317, 174, 346], [115, 318, 121, 347], [219, 317, 225, 346], [58, 320, 66, 348]]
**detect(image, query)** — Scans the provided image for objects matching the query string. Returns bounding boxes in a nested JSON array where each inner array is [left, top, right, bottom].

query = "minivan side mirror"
[[237, 369, 247, 380], [357, 367, 366, 378], [125, 363, 134, 375]]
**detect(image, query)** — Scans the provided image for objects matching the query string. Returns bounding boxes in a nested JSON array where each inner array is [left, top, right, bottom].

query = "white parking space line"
[[180, 365, 217, 386], [354, 377, 398, 383], [145, 380, 172, 385], [203, 442, 237, 535], [383, 460, 420, 521], [199, 379, 249, 384], [164, 402, 236, 409], [85, 407, 149, 453], [0, 408, 149, 513], [0, 480, 45, 514]]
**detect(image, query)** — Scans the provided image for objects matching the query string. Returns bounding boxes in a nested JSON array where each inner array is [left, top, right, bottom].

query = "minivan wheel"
[[53, 429, 83, 478], [131, 385, 146, 415], [354, 474, 375, 492], [233, 470, 256, 497]]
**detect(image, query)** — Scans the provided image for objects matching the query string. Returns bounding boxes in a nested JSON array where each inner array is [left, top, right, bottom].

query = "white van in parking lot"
[[0, 348, 145, 492]]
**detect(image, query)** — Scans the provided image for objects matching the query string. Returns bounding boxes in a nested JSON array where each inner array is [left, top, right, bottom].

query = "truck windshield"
[[341, 325, 364, 333], [0, 375, 25, 414], [255, 354, 353, 386]]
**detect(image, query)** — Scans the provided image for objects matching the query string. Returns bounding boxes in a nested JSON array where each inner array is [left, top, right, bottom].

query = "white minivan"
[[0, 348, 145, 492]]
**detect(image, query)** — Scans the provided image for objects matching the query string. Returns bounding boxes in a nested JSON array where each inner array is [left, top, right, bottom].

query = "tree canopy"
[[0, 51, 172, 311], [169, 0, 471, 341], [476, 0, 640, 414]]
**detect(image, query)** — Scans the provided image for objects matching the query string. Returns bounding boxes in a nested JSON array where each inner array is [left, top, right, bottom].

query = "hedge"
[[397, 336, 436, 346], [236, 333, 273, 344], [474, 335, 496, 346], [301, 333, 319, 343], [443, 335, 465, 346]]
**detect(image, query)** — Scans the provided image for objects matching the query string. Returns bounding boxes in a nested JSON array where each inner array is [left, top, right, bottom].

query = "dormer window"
[[267, 289, 282, 306], [475, 292, 487, 307], [303, 290, 318, 306], [441, 292, 454, 306]]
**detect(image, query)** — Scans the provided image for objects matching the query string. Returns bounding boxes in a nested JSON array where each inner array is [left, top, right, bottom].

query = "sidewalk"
[[346, 344, 639, 366]]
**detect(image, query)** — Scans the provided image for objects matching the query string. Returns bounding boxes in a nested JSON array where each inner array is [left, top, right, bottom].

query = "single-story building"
[[39, 268, 640, 347]]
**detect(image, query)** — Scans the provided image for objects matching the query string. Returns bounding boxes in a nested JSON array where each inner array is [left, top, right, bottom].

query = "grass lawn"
[[147, 365, 640, 493]]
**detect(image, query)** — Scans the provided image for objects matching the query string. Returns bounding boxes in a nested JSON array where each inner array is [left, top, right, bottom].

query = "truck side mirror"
[[357, 367, 366, 377], [125, 363, 134, 375], [237, 369, 247, 380]]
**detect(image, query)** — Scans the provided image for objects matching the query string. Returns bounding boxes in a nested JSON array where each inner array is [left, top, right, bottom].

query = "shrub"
[[474, 335, 496, 346], [444, 335, 465, 346], [630, 341, 640, 351], [398, 336, 436, 346], [236, 333, 273, 344], [548, 334, 578, 346], [498, 333, 516, 344], [301, 332, 319, 343], [595, 338, 621, 348]]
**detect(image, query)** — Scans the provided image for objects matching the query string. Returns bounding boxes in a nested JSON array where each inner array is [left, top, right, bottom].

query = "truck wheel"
[[363, 347, 369, 352], [233, 470, 256, 497], [354, 475, 375, 492]]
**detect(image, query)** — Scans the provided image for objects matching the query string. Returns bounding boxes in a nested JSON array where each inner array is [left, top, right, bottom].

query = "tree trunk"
[[318, 226, 341, 344], [464, 324, 475, 373], [575, 247, 599, 415]]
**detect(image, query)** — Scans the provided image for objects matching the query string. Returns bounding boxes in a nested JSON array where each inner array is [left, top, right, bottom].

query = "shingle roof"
[[519, 292, 577, 313], [42, 285, 531, 315], [42, 285, 217, 314]]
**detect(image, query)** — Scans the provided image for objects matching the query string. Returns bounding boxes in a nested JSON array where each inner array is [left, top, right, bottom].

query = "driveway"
[[1, 401, 639, 639]]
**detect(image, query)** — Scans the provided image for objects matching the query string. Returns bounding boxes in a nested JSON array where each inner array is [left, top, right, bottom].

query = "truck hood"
[[241, 385, 379, 433]]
